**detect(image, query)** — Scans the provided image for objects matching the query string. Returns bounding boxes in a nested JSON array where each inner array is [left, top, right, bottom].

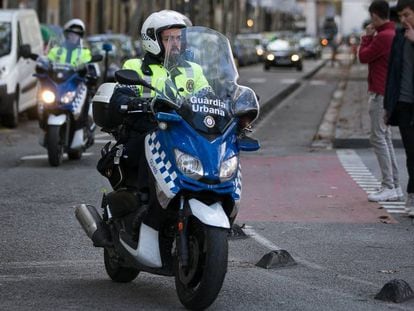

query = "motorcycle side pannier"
[[92, 83, 123, 129]]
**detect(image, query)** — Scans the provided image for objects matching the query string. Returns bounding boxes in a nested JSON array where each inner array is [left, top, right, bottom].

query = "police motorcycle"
[[75, 26, 260, 310], [21, 38, 103, 166]]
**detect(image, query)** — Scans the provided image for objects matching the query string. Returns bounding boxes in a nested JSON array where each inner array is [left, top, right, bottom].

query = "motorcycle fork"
[[64, 119, 71, 148], [177, 196, 190, 267]]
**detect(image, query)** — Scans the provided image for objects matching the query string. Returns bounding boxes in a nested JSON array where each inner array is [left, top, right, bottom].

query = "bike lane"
[[237, 153, 396, 224]]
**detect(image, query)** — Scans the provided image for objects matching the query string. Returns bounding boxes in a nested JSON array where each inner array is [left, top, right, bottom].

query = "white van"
[[0, 9, 43, 128]]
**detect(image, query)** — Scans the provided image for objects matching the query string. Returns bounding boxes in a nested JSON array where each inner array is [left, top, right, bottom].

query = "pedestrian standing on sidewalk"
[[384, 0, 414, 216], [358, 0, 403, 202]]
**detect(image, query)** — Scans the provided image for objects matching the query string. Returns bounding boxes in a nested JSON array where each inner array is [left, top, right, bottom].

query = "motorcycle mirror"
[[115, 69, 155, 91], [102, 42, 113, 52], [238, 136, 260, 151], [20, 44, 38, 60]]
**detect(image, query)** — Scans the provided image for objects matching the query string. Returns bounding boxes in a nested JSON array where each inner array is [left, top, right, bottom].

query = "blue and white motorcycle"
[[76, 26, 259, 310], [22, 39, 102, 166]]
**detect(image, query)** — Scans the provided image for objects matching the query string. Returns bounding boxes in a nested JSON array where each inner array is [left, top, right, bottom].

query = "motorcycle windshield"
[[45, 34, 86, 67], [162, 26, 258, 137], [40, 36, 87, 80]]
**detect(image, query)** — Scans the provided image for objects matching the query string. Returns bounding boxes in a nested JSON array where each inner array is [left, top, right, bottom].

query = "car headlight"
[[41, 90, 56, 104], [256, 48, 264, 56], [61, 91, 76, 104], [266, 54, 275, 61], [291, 54, 300, 62], [174, 149, 204, 180], [220, 156, 238, 182]]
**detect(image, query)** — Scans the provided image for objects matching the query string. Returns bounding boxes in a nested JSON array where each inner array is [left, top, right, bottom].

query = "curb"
[[333, 138, 403, 149], [311, 72, 349, 150], [311, 64, 404, 150]]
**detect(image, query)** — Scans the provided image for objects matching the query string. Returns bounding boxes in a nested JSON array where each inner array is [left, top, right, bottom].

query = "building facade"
[[1, 0, 300, 38]]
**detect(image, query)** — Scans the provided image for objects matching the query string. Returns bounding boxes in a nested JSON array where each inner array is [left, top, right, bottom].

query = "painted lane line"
[[95, 139, 114, 144], [243, 226, 377, 286], [20, 152, 94, 161], [95, 132, 111, 138], [337, 149, 406, 215], [242, 226, 325, 271]]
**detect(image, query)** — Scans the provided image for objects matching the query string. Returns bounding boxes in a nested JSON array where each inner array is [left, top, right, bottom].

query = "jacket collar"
[[376, 21, 395, 32], [141, 53, 161, 75]]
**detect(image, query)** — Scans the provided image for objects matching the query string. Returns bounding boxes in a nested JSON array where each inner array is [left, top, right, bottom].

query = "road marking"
[[20, 152, 94, 161], [243, 226, 325, 270], [0, 259, 101, 268], [309, 80, 327, 86], [95, 139, 114, 144], [337, 149, 406, 214], [248, 77, 267, 84], [95, 132, 111, 138], [280, 78, 298, 84], [243, 225, 377, 286]]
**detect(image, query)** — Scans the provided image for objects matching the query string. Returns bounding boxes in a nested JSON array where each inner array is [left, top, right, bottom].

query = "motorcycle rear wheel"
[[47, 125, 63, 166], [104, 248, 140, 283], [175, 220, 228, 310]]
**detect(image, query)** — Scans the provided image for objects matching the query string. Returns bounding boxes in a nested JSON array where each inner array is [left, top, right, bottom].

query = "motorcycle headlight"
[[61, 91, 76, 104], [220, 156, 238, 182], [174, 149, 203, 180], [41, 90, 56, 104]]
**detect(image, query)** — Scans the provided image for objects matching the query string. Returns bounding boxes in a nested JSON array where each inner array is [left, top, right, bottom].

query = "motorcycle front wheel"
[[175, 220, 228, 310], [104, 248, 140, 283], [47, 125, 63, 166]]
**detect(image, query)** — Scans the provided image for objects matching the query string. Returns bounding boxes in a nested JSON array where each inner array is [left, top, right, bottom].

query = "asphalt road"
[[1, 57, 413, 310]]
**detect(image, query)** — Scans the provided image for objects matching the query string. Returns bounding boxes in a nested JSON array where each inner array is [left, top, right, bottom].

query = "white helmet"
[[159, 10, 192, 27], [141, 10, 187, 57], [64, 18, 86, 37]]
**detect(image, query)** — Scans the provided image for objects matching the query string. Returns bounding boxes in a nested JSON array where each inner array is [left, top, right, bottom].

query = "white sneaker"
[[368, 187, 398, 202], [395, 186, 404, 201], [405, 193, 414, 216]]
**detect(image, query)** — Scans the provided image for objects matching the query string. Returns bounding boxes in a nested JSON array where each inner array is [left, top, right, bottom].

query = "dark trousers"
[[399, 126, 414, 193], [394, 102, 414, 193]]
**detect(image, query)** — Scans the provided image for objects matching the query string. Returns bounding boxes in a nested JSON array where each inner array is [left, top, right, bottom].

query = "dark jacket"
[[384, 27, 414, 125], [358, 21, 395, 95]]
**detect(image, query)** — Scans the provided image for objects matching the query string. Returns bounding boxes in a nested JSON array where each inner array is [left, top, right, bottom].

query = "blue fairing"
[[148, 113, 242, 201], [35, 69, 85, 112]]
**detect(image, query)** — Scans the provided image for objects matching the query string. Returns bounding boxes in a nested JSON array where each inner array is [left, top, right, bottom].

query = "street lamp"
[[247, 18, 254, 28]]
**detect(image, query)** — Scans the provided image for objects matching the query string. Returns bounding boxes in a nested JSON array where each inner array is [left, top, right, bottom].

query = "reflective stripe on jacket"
[[48, 46, 92, 66], [122, 58, 210, 98]]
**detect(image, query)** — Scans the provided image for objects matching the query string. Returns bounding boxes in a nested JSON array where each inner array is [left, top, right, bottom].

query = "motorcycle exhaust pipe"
[[75, 204, 111, 247]]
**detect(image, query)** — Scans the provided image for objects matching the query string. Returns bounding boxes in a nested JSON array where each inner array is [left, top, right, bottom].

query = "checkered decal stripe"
[[147, 133, 178, 194], [234, 163, 242, 201], [71, 83, 87, 114]]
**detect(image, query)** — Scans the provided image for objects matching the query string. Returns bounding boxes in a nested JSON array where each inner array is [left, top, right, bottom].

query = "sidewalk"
[[333, 63, 402, 148]]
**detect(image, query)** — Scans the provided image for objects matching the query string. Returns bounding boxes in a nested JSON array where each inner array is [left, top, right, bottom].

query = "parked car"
[[232, 37, 258, 67], [263, 39, 303, 71], [0, 9, 43, 128], [236, 33, 268, 61], [86, 33, 136, 82], [299, 36, 322, 59]]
